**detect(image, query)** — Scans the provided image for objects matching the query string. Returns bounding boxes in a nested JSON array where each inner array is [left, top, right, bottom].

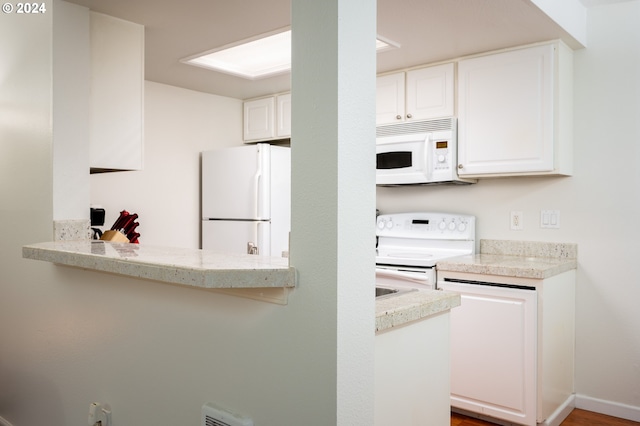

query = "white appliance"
[[375, 212, 476, 290], [202, 143, 290, 257], [376, 117, 476, 186]]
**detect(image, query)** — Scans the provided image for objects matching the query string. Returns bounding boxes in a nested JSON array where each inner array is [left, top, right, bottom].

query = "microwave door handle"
[[376, 268, 430, 284], [426, 134, 434, 181]]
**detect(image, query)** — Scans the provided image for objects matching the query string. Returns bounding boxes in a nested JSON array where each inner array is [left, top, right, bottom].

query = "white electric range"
[[375, 212, 476, 290]]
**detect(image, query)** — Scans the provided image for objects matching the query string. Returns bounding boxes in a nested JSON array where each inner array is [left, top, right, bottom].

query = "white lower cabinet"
[[438, 271, 575, 426], [457, 41, 573, 177], [375, 312, 452, 426]]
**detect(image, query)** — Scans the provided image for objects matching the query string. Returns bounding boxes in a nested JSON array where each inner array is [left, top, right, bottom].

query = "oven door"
[[375, 265, 436, 290], [376, 132, 431, 185]]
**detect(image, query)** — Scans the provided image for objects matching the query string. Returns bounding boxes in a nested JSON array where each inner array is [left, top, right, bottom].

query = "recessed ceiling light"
[[181, 29, 400, 80], [375, 35, 400, 53]]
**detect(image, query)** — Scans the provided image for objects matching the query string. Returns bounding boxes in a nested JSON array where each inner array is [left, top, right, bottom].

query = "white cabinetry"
[[376, 63, 454, 126], [276, 93, 292, 137], [457, 42, 573, 177], [375, 311, 452, 426], [438, 270, 575, 426], [89, 12, 144, 172], [243, 93, 291, 142]]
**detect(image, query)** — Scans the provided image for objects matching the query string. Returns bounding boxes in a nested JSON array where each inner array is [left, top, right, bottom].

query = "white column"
[[52, 0, 90, 226], [290, 0, 377, 424]]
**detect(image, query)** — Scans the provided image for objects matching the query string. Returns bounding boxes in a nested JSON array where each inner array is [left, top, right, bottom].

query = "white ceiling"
[[64, 0, 595, 100]]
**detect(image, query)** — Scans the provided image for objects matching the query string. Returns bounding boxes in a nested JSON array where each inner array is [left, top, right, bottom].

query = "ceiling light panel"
[[184, 30, 291, 80], [183, 30, 399, 80]]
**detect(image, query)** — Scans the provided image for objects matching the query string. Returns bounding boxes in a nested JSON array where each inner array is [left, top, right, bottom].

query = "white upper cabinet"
[[243, 93, 291, 143], [376, 72, 405, 124], [457, 41, 573, 177], [89, 12, 144, 172], [244, 97, 275, 141], [376, 63, 455, 126], [275, 93, 292, 138]]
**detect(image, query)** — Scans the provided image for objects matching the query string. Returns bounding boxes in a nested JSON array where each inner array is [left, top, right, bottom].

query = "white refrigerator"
[[201, 143, 291, 257]]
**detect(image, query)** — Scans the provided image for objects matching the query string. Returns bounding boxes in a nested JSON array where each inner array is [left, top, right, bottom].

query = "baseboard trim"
[[453, 394, 640, 425], [539, 394, 575, 426], [451, 408, 514, 426], [575, 394, 640, 422]]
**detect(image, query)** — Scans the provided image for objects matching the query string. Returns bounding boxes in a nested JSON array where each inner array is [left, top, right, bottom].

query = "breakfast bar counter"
[[23, 241, 461, 320], [23, 240, 295, 290]]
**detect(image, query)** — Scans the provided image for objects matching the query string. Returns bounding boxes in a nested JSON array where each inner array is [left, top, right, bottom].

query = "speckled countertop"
[[375, 289, 460, 333], [436, 239, 578, 279], [23, 241, 295, 289]]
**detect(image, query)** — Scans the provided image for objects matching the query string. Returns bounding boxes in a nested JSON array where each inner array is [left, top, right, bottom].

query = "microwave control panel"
[[431, 129, 456, 174], [434, 139, 451, 170]]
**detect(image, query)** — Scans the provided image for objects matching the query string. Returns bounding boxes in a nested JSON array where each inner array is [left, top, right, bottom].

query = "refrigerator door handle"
[[254, 167, 262, 219], [247, 221, 261, 255]]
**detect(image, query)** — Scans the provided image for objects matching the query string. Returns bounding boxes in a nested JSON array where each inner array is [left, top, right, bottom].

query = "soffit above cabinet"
[[64, 0, 586, 100]]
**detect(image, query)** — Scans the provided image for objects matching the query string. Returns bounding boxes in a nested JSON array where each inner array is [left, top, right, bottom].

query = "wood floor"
[[451, 409, 640, 426]]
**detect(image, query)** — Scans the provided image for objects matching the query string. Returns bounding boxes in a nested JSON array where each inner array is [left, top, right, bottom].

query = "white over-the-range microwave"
[[376, 117, 476, 186]]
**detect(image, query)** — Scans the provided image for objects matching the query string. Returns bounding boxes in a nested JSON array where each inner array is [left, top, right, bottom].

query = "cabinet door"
[[457, 44, 554, 176], [243, 97, 275, 142], [276, 93, 291, 138], [376, 72, 405, 125], [440, 280, 537, 426], [406, 63, 454, 121], [90, 12, 144, 171]]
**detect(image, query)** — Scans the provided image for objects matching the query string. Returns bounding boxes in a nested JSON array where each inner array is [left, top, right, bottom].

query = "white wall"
[[377, 1, 640, 419], [52, 0, 90, 222], [0, 9, 351, 425], [90, 81, 243, 248], [4, 1, 637, 425], [0, 76, 342, 426]]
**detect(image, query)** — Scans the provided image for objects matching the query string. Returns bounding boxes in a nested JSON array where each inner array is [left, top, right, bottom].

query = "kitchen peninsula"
[[23, 240, 461, 320], [375, 288, 460, 425], [23, 240, 296, 304]]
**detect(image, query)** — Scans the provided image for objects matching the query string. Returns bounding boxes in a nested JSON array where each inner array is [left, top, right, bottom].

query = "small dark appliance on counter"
[[90, 207, 105, 240]]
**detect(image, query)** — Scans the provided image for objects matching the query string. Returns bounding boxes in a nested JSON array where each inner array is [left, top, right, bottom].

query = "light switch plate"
[[540, 210, 560, 229]]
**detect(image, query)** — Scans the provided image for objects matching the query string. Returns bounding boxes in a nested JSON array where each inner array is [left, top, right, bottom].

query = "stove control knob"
[[448, 222, 456, 231], [377, 220, 385, 230], [458, 222, 467, 232], [438, 221, 446, 230], [386, 220, 393, 229]]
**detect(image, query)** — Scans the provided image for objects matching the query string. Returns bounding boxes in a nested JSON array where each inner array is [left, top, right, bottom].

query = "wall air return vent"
[[202, 402, 254, 426]]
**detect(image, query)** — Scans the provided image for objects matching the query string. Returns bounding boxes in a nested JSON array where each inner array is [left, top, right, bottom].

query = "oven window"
[[377, 151, 412, 169]]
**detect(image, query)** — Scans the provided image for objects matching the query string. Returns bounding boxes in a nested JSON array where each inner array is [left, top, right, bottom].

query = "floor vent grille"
[[202, 402, 254, 426]]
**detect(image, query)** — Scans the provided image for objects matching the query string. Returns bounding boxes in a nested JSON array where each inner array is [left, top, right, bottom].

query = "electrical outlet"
[[510, 211, 523, 230]]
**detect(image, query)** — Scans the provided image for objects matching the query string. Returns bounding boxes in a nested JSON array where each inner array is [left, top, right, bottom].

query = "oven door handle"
[[376, 268, 431, 283]]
